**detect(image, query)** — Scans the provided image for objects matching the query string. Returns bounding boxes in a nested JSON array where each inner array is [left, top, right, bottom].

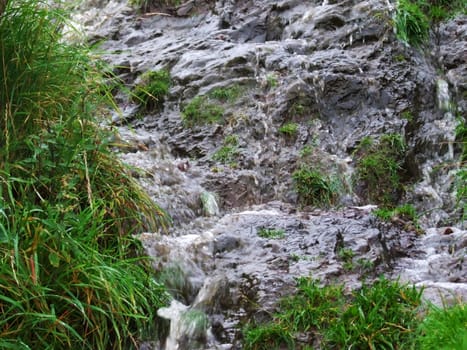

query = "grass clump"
[[244, 323, 294, 350], [394, 0, 430, 47], [417, 303, 467, 350], [182, 85, 243, 127], [279, 122, 299, 137], [181, 95, 224, 127], [0, 1, 170, 348], [257, 227, 286, 239], [243, 277, 424, 349], [209, 85, 241, 102], [292, 166, 338, 207], [337, 247, 355, 271], [266, 73, 278, 89], [132, 69, 170, 112], [374, 203, 420, 228], [354, 134, 407, 206], [212, 135, 239, 165], [394, 0, 466, 47]]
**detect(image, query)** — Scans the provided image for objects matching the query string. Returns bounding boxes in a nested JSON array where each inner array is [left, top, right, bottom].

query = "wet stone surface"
[[139, 202, 465, 348], [70, 0, 467, 348]]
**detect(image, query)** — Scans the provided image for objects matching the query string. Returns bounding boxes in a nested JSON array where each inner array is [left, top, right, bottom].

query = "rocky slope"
[[71, 0, 466, 348]]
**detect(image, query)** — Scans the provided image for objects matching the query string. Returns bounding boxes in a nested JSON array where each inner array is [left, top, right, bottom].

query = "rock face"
[[79, 0, 466, 227], [71, 0, 466, 348]]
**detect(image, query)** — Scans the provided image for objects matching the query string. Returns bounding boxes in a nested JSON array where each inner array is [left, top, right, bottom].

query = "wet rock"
[[72, 0, 467, 348]]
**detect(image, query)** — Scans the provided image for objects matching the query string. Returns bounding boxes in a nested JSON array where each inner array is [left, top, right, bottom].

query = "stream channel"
[[69, 0, 466, 348]]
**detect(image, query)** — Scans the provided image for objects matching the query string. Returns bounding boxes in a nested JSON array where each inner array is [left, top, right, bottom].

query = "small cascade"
[[200, 192, 220, 217], [157, 300, 189, 350], [436, 78, 456, 160], [157, 300, 210, 350]]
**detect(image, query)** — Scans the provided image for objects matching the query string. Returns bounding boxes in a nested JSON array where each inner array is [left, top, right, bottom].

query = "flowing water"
[[69, 0, 467, 348]]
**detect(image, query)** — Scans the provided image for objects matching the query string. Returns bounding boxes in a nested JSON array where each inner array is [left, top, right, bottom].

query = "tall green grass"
[[0, 0, 171, 348], [0, 200, 169, 349], [394, 0, 467, 47]]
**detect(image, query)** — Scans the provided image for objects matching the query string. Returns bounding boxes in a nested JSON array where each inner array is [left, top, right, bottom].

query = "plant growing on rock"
[[394, 0, 430, 46], [209, 85, 241, 102], [257, 227, 286, 239], [354, 134, 407, 206], [181, 95, 225, 127], [266, 73, 278, 89], [244, 277, 424, 349], [132, 69, 170, 112], [373, 203, 421, 231], [394, 0, 466, 47], [212, 135, 239, 165], [337, 247, 355, 271], [292, 166, 338, 207], [278, 122, 299, 138]]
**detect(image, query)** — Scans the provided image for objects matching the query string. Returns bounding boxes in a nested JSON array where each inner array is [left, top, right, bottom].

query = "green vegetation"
[[266, 73, 278, 89], [418, 303, 467, 350], [394, 0, 466, 47], [244, 277, 424, 349], [132, 69, 170, 112], [402, 110, 415, 121], [244, 323, 294, 350], [278, 122, 299, 137], [292, 166, 338, 207], [212, 135, 239, 165], [209, 85, 241, 102], [394, 0, 430, 46], [354, 134, 407, 206], [182, 85, 243, 127], [374, 203, 420, 226], [257, 227, 286, 239], [0, 1, 170, 348], [182, 95, 224, 126], [289, 102, 307, 117], [299, 145, 313, 158], [337, 247, 355, 271]]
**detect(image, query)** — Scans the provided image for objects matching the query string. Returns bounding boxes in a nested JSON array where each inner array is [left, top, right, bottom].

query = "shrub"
[[292, 166, 337, 207], [354, 134, 407, 206], [132, 69, 170, 112]]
